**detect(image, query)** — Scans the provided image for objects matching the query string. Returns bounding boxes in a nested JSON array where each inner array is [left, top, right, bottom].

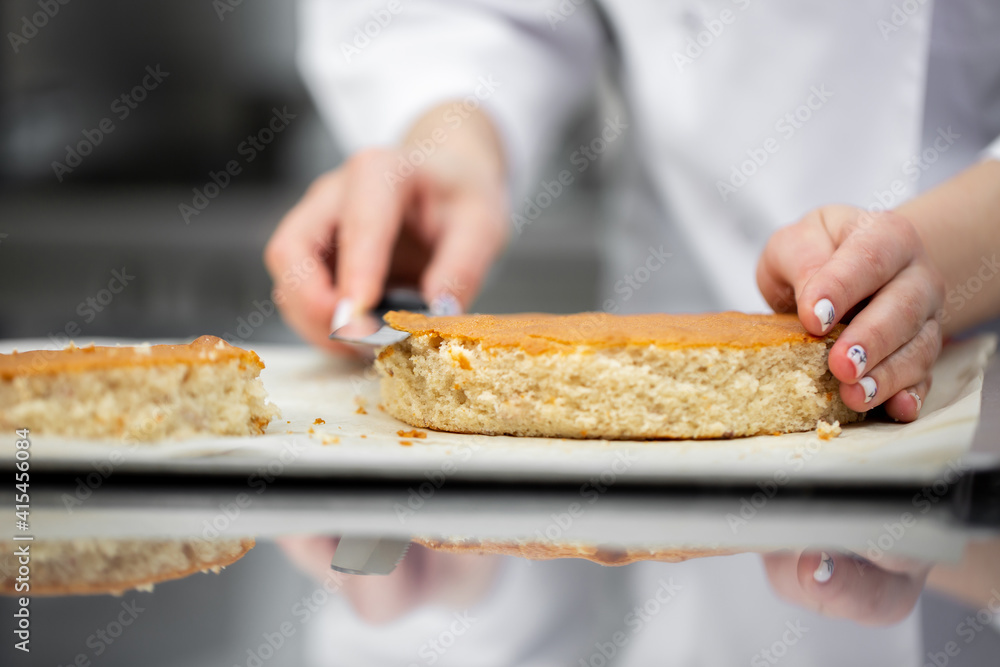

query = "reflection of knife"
[[330, 536, 411, 575], [329, 288, 428, 346]]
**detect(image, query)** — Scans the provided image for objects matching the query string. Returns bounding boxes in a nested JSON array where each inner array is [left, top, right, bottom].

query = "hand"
[[763, 550, 931, 626], [757, 205, 945, 421], [264, 104, 509, 350], [276, 536, 500, 624]]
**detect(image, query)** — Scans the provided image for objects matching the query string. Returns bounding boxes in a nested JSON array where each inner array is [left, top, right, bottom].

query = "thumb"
[[757, 216, 837, 334]]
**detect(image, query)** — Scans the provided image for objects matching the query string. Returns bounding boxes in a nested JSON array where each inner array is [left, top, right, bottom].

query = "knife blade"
[[329, 287, 428, 346], [330, 536, 411, 575]]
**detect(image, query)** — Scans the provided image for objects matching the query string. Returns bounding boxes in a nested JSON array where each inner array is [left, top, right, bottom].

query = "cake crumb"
[[399, 440, 412, 447], [321, 435, 340, 445], [360, 434, 367, 439], [308, 427, 315, 434], [314, 418, 326, 425], [817, 419, 842, 440], [356, 406, 367, 415], [396, 429, 427, 439]]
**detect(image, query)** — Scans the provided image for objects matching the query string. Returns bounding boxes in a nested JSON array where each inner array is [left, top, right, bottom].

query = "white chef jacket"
[[296, 1, 1000, 664]]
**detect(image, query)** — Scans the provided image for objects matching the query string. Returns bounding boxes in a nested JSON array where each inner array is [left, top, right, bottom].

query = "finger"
[[828, 263, 943, 383], [799, 211, 919, 336], [757, 219, 836, 319], [839, 317, 941, 412], [336, 149, 416, 312], [794, 551, 929, 626], [882, 377, 931, 423], [421, 194, 507, 310], [264, 175, 344, 348]]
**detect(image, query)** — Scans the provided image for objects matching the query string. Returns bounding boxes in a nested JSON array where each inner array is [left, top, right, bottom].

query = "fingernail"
[[430, 292, 462, 316], [331, 298, 353, 332], [813, 552, 835, 583], [908, 389, 922, 413], [813, 298, 835, 333], [859, 376, 878, 404], [846, 344, 868, 379]]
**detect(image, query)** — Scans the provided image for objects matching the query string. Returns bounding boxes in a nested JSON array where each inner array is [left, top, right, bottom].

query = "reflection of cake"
[[0, 538, 254, 596], [0, 336, 279, 441], [413, 537, 734, 566], [377, 311, 860, 439]]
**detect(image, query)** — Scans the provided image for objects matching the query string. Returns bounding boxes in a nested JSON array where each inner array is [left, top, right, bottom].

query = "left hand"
[[762, 550, 932, 626], [757, 205, 945, 421]]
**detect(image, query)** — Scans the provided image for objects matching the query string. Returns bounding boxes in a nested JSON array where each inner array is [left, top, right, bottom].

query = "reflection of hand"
[[264, 104, 508, 351], [758, 206, 944, 422], [763, 550, 931, 625], [276, 536, 501, 624]]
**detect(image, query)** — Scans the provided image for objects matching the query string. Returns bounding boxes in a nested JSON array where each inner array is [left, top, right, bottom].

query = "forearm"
[[927, 539, 1000, 610], [897, 159, 1000, 335]]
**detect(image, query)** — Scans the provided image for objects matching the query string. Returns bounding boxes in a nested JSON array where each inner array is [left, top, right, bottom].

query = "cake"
[[0, 336, 279, 441], [413, 537, 733, 566], [0, 538, 254, 596], [376, 311, 860, 439]]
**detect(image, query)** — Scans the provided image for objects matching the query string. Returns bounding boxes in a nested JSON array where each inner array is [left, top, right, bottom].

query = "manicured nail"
[[813, 552, 835, 583], [430, 292, 461, 316], [846, 344, 868, 379], [813, 298, 835, 333], [908, 389, 922, 413], [859, 376, 877, 404], [331, 298, 353, 332]]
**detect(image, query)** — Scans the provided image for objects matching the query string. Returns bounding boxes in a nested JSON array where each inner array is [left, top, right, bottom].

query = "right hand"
[[264, 104, 509, 350]]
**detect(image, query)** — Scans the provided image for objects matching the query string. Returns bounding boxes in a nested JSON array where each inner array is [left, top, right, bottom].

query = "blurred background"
[[0, 0, 609, 347], [0, 1, 997, 665]]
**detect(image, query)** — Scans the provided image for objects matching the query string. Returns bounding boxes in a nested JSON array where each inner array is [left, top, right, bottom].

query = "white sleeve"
[[985, 134, 1000, 162], [297, 0, 605, 198]]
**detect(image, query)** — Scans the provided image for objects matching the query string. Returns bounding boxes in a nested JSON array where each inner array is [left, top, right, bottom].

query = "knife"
[[329, 287, 439, 346], [330, 536, 411, 575]]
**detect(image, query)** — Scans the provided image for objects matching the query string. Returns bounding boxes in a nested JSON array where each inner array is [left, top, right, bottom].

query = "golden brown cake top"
[[0, 335, 263, 379], [385, 311, 839, 354]]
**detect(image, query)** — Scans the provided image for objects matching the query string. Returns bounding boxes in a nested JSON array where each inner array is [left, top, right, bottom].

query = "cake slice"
[[0, 336, 279, 441], [413, 536, 734, 566], [376, 311, 860, 439], [0, 538, 255, 596]]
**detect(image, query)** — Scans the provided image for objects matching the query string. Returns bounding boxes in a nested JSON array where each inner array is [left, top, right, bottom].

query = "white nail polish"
[[331, 298, 353, 332], [859, 376, 878, 404], [908, 389, 922, 413], [430, 292, 462, 316], [846, 344, 868, 379], [813, 552, 835, 583], [813, 298, 835, 333]]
